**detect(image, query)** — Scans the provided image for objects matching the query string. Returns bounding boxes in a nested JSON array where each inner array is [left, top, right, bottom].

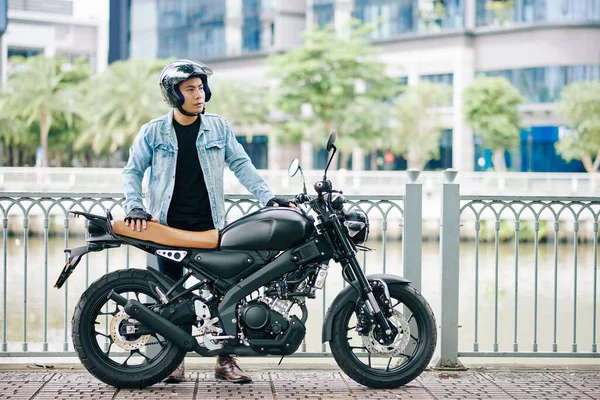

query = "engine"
[[240, 300, 290, 340], [239, 298, 306, 355]]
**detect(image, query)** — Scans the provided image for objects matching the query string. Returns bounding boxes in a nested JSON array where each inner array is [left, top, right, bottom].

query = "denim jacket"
[[122, 109, 274, 230]]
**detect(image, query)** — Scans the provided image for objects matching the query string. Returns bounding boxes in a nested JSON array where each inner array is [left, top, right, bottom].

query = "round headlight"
[[343, 209, 369, 244]]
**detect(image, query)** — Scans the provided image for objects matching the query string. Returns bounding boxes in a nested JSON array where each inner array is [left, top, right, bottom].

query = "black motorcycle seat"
[[112, 221, 219, 249]]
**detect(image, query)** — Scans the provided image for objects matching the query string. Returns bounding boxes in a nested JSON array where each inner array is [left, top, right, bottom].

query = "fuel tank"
[[220, 208, 314, 250]]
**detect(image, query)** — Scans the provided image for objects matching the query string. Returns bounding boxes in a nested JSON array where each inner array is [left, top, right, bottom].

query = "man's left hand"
[[266, 197, 297, 208]]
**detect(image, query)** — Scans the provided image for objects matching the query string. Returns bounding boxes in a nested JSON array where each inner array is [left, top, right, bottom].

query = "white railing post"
[[436, 169, 464, 369], [403, 169, 422, 291]]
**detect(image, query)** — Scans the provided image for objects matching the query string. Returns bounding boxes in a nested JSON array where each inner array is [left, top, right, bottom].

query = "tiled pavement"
[[0, 369, 599, 399]]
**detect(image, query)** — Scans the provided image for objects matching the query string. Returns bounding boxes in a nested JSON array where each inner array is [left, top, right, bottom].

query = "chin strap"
[[177, 106, 206, 116]]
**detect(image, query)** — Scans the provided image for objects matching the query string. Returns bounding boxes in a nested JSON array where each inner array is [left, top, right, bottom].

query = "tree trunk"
[[40, 102, 50, 167], [339, 152, 349, 170], [407, 147, 426, 171], [492, 148, 507, 172], [54, 149, 62, 167], [17, 144, 24, 166], [369, 150, 377, 170], [581, 154, 594, 173], [590, 151, 600, 173]]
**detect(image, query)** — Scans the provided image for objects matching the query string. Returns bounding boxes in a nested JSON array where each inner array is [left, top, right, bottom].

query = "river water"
[[0, 235, 598, 355]]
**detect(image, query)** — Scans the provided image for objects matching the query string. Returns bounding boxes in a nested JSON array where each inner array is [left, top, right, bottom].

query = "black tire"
[[72, 268, 191, 388], [330, 283, 436, 389]]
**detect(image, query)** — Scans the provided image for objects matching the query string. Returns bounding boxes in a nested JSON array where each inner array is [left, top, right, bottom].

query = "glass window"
[[353, 0, 464, 38], [242, 0, 261, 52], [476, 0, 600, 27], [157, 0, 226, 59], [313, 0, 335, 27], [7, 47, 42, 59], [482, 65, 600, 103]]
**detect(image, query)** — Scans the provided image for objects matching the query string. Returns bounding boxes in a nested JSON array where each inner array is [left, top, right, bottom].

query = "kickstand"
[[278, 355, 285, 365]]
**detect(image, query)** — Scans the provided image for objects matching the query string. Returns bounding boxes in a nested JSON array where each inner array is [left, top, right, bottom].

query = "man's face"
[[178, 77, 205, 114]]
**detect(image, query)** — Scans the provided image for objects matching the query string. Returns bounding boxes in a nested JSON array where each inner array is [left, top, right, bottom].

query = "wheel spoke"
[[121, 352, 134, 366], [151, 333, 166, 347], [386, 358, 392, 371], [132, 349, 151, 363], [103, 341, 114, 357], [95, 330, 111, 339], [350, 346, 367, 350], [391, 301, 401, 309], [346, 325, 356, 332], [368, 353, 372, 368]]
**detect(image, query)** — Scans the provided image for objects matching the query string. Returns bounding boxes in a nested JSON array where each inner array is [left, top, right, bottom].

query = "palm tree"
[[0, 55, 76, 167], [75, 59, 169, 155]]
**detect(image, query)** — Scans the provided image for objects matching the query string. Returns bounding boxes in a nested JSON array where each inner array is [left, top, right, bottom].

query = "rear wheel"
[[330, 283, 436, 389], [72, 269, 191, 388]]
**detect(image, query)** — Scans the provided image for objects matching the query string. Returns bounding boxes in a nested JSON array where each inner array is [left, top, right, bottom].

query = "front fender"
[[321, 274, 411, 344]]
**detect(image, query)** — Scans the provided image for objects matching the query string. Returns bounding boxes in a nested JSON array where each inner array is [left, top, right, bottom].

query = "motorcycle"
[[54, 132, 436, 389]]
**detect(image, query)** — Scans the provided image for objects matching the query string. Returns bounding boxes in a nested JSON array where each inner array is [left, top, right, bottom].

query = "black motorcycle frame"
[[55, 135, 401, 358]]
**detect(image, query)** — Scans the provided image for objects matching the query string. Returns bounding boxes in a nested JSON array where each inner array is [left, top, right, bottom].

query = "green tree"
[[268, 21, 402, 166], [555, 80, 600, 173], [388, 81, 452, 170], [336, 97, 392, 169], [0, 55, 87, 167], [75, 59, 169, 155], [206, 79, 270, 132], [463, 76, 523, 171]]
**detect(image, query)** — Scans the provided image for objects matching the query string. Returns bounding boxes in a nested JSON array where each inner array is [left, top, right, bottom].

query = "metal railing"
[[438, 170, 600, 367], [0, 182, 420, 356], [1, 167, 599, 197]]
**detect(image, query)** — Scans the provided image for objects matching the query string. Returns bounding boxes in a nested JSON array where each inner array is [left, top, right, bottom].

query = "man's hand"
[[266, 197, 297, 208], [124, 208, 158, 232]]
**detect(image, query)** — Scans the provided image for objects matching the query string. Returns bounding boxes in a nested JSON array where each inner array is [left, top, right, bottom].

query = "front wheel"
[[330, 284, 436, 389], [72, 269, 191, 388]]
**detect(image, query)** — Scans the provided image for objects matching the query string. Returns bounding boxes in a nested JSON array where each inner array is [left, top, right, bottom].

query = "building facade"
[[2, 0, 108, 82], [113, 0, 600, 172]]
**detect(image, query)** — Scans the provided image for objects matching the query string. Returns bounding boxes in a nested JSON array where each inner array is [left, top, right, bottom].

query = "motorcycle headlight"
[[343, 209, 369, 245]]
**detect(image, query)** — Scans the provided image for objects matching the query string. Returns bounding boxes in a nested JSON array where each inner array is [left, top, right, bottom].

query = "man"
[[122, 59, 293, 384]]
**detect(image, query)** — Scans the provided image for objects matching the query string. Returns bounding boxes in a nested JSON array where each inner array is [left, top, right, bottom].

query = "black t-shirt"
[[167, 116, 215, 232]]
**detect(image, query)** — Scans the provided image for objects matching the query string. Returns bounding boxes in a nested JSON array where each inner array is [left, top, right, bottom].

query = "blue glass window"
[[313, 0, 335, 27], [352, 0, 464, 39], [482, 65, 600, 103], [476, 0, 600, 27], [7, 47, 42, 59], [157, 0, 225, 60], [243, 0, 262, 53], [237, 135, 268, 169]]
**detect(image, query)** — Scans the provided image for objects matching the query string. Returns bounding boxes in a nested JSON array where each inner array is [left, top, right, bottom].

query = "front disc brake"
[[362, 309, 410, 357]]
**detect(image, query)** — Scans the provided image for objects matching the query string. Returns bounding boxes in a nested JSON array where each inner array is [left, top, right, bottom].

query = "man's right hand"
[[124, 208, 158, 232]]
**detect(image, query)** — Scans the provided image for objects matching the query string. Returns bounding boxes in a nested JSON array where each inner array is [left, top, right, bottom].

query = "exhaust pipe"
[[108, 290, 198, 352]]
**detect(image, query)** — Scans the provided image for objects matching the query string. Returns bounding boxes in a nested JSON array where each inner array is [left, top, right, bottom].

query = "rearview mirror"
[[288, 159, 300, 177], [326, 132, 337, 152]]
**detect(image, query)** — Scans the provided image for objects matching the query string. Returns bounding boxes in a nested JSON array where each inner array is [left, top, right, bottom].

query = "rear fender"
[[321, 274, 411, 343], [54, 245, 93, 289]]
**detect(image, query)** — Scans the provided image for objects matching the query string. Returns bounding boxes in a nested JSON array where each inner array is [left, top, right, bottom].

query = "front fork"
[[329, 216, 395, 337]]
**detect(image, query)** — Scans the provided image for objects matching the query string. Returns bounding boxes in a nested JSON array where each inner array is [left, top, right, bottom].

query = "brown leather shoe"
[[214, 355, 252, 384], [163, 361, 185, 384]]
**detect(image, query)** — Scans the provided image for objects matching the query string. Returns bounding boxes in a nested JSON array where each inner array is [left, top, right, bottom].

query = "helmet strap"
[[177, 105, 200, 117]]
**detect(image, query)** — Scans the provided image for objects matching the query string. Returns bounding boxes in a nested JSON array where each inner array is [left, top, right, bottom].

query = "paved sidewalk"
[[0, 367, 599, 399]]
